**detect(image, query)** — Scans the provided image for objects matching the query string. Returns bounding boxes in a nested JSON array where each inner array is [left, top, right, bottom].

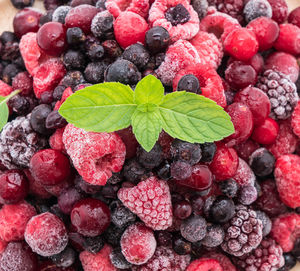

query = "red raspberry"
[[12, 71, 33, 96], [264, 52, 299, 83], [246, 17, 279, 52], [173, 63, 226, 107], [148, 0, 199, 43], [224, 28, 259, 61], [0, 239, 7, 254], [267, 0, 288, 24], [288, 6, 300, 28], [232, 158, 255, 187], [234, 139, 260, 163], [63, 124, 126, 186], [25, 212, 68, 257], [224, 102, 254, 147], [106, 0, 150, 18], [0, 80, 12, 97], [186, 258, 223, 271], [0, 201, 36, 242], [292, 101, 300, 138], [275, 154, 300, 208], [202, 252, 237, 271], [33, 58, 66, 99], [132, 246, 191, 271], [234, 86, 271, 126], [156, 39, 200, 86], [252, 118, 279, 145], [121, 222, 157, 265], [271, 213, 300, 252], [54, 86, 73, 110], [114, 11, 148, 49], [19, 32, 42, 76], [118, 176, 173, 230], [199, 11, 241, 43], [209, 143, 239, 181], [80, 244, 117, 271], [267, 119, 298, 159], [49, 127, 67, 153], [274, 24, 300, 55], [190, 31, 223, 69]]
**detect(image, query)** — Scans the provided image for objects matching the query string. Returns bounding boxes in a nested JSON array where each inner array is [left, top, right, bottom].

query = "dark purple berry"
[[243, 0, 272, 23], [173, 200, 192, 220], [249, 148, 275, 176], [200, 224, 225, 247], [122, 43, 150, 70], [63, 50, 86, 70], [52, 6, 71, 23], [123, 159, 148, 184], [156, 231, 173, 247], [200, 142, 216, 162], [238, 185, 258, 205], [45, 110, 67, 129], [66, 27, 86, 45], [156, 161, 171, 180], [10, 0, 34, 9], [61, 70, 85, 89], [256, 210, 272, 237], [84, 61, 108, 84], [30, 104, 53, 135], [219, 178, 239, 198], [53, 85, 66, 101], [86, 42, 105, 60], [82, 235, 105, 254], [110, 248, 132, 269], [50, 247, 76, 268], [137, 143, 163, 169], [177, 74, 201, 94], [145, 26, 170, 54], [170, 161, 192, 180], [279, 254, 296, 271], [173, 235, 192, 255], [110, 200, 136, 228], [207, 196, 235, 224], [180, 215, 207, 242], [165, 4, 191, 26], [58, 187, 82, 214], [91, 10, 114, 39]]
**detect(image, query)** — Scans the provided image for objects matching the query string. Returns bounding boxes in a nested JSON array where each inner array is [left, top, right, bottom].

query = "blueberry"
[[52, 6, 71, 24], [191, 0, 208, 20], [207, 196, 235, 224], [156, 161, 171, 180], [10, 0, 34, 8], [86, 42, 105, 60], [173, 235, 192, 255], [45, 110, 67, 129], [50, 247, 76, 268], [0, 31, 17, 44], [279, 254, 296, 271], [61, 71, 86, 89], [30, 104, 53, 135], [243, 0, 272, 23], [91, 11, 114, 39], [200, 224, 224, 247], [102, 40, 123, 59], [39, 11, 53, 25], [2, 63, 20, 84], [249, 148, 275, 176], [145, 26, 170, 54], [95, 0, 106, 10], [110, 248, 132, 269], [84, 61, 109, 84], [180, 215, 207, 242], [105, 59, 141, 85], [170, 161, 192, 180], [123, 158, 148, 184], [109, 200, 136, 228], [238, 185, 257, 205], [63, 50, 86, 70], [137, 143, 163, 170], [8, 94, 37, 116], [83, 235, 105, 254], [200, 142, 216, 162], [104, 225, 125, 247], [256, 210, 272, 237], [53, 85, 66, 101], [177, 74, 201, 94], [170, 139, 202, 165], [122, 43, 150, 70], [219, 179, 239, 198], [165, 4, 191, 26], [66, 27, 86, 45]]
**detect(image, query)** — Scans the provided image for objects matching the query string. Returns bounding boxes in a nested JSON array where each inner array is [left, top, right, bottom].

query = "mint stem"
[[0, 89, 21, 105]]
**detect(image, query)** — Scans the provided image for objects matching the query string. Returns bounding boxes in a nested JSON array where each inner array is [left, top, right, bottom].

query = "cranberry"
[[173, 200, 192, 220], [13, 8, 42, 38], [37, 22, 67, 56], [252, 117, 279, 145], [234, 139, 260, 163], [29, 149, 71, 186], [0, 170, 29, 204], [71, 198, 110, 237]]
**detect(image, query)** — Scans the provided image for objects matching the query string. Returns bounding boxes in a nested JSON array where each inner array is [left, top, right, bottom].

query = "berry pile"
[[0, 0, 300, 270]]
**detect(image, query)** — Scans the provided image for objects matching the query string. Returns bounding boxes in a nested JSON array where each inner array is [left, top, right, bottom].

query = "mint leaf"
[[134, 75, 164, 105], [158, 91, 234, 143], [131, 108, 162, 152], [59, 82, 137, 132], [0, 96, 9, 131], [137, 103, 158, 113]]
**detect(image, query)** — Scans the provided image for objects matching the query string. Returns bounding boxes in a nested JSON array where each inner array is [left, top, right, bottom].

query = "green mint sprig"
[[59, 75, 234, 152], [0, 89, 21, 130]]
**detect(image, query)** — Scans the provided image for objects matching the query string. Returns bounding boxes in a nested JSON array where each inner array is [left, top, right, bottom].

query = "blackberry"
[[279, 254, 296, 271], [221, 204, 263, 257], [45, 110, 67, 129], [243, 0, 272, 23], [206, 196, 235, 224], [61, 70, 86, 89], [191, 0, 208, 20], [30, 104, 53, 135], [91, 11, 114, 39], [137, 143, 163, 169], [200, 224, 225, 248], [180, 215, 207, 243], [200, 142, 216, 162], [10, 0, 34, 9], [82, 235, 105, 254], [219, 179, 239, 198], [177, 74, 201, 94], [122, 43, 150, 70], [170, 161, 192, 181], [123, 158, 148, 184], [257, 70, 299, 120], [235, 238, 284, 271], [238, 185, 258, 205], [173, 235, 192, 255], [0, 115, 47, 169], [256, 210, 272, 237], [84, 61, 109, 84], [109, 200, 136, 228], [52, 6, 71, 23], [165, 4, 191, 26], [145, 26, 170, 54], [249, 148, 275, 177], [66, 27, 86, 45], [63, 50, 86, 70], [50, 247, 76, 268], [170, 139, 202, 165], [110, 248, 132, 269], [105, 59, 141, 85]]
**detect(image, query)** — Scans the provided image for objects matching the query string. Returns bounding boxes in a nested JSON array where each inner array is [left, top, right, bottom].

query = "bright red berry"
[[71, 198, 110, 237], [202, 252, 237, 271], [120, 222, 156, 265], [292, 101, 300, 138], [288, 6, 300, 28], [186, 258, 223, 271], [106, 0, 150, 18], [49, 127, 67, 153], [274, 24, 300, 55], [0, 80, 13, 97], [12, 71, 33, 96], [267, 0, 288, 24], [252, 117, 279, 145]]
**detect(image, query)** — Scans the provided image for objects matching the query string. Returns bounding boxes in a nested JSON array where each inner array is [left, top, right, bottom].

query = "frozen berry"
[[243, 0, 272, 23], [91, 10, 114, 39], [122, 43, 150, 70], [45, 110, 67, 130], [201, 224, 224, 247], [63, 50, 86, 71], [123, 158, 148, 184], [292, 101, 300, 138], [256, 210, 272, 237], [219, 179, 238, 198], [252, 117, 279, 145], [110, 200, 136, 228], [50, 247, 76, 268], [232, 157, 255, 187], [52, 6, 71, 24], [249, 148, 275, 177], [82, 235, 105, 254], [180, 215, 207, 243], [177, 74, 201, 94], [186, 258, 223, 271], [238, 185, 257, 205], [58, 187, 82, 214], [12, 71, 33, 96], [191, 0, 208, 20], [84, 61, 108, 84], [207, 196, 235, 224], [145, 26, 170, 54], [170, 139, 201, 165], [105, 0, 149, 18], [66, 27, 86, 45], [171, 161, 192, 181], [173, 200, 192, 220], [110, 248, 132, 269], [137, 143, 163, 169], [200, 142, 216, 162], [121, 222, 156, 265], [289, 6, 300, 28], [30, 104, 52, 135], [280, 254, 297, 271], [267, 0, 288, 24], [275, 24, 300, 55], [25, 212, 68, 257]]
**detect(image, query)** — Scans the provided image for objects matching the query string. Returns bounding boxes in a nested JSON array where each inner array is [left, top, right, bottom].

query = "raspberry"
[[118, 176, 172, 230], [224, 28, 259, 61], [264, 52, 299, 83], [199, 11, 241, 43], [49, 127, 66, 153], [156, 39, 200, 86], [25, 212, 68, 257], [121, 223, 157, 265], [186, 258, 223, 271], [235, 238, 284, 271], [63, 124, 126, 186], [105, 0, 150, 18], [246, 17, 279, 52], [274, 24, 300, 56], [12, 71, 33, 96], [0, 201, 36, 242], [267, 119, 298, 159], [190, 31, 223, 69], [243, 0, 272, 23], [19, 32, 42, 76], [132, 246, 190, 271], [267, 0, 288, 24], [288, 7, 300, 28], [202, 252, 237, 271], [275, 154, 300, 208], [232, 158, 255, 187], [209, 143, 239, 181], [114, 11, 148, 49], [221, 204, 263, 257], [173, 63, 226, 107], [0, 80, 13, 96], [33, 58, 66, 99], [234, 139, 259, 163], [292, 101, 300, 138], [257, 70, 299, 120], [80, 244, 117, 271], [271, 213, 300, 252], [254, 179, 288, 218], [148, 0, 199, 43]]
